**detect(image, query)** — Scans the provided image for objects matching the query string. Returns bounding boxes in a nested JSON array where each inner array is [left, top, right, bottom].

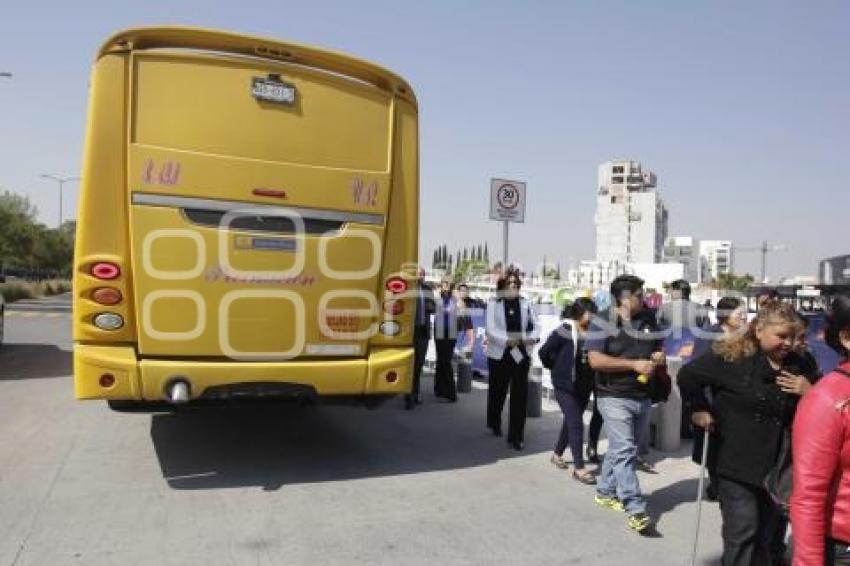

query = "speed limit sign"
[[489, 178, 526, 222]]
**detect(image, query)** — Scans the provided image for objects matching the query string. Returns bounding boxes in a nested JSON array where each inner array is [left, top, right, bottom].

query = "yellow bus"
[[73, 27, 419, 409]]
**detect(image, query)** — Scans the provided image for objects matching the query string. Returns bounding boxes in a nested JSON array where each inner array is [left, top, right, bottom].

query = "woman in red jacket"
[[791, 294, 850, 565]]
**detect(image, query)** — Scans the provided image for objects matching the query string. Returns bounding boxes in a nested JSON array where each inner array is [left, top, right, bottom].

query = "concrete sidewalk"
[[0, 313, 723, 565]]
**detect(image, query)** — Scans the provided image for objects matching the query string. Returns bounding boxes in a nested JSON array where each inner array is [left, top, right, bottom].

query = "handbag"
[[649, 364, 672, 403], [764, 426, 793, 517]]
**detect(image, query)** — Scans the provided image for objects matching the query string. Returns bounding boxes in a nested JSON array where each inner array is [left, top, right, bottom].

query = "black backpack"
[[538, 323, 577, 371]]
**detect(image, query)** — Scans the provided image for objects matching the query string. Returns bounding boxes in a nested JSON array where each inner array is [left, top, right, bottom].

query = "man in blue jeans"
[[586, 275, 665, 535]]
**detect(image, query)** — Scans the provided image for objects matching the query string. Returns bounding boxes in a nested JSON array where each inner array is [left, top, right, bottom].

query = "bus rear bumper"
[[74, 344, 413, 402]]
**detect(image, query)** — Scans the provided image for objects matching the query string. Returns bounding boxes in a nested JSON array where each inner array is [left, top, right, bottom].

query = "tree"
[[484, 242, 489, 264], [542, 264, 559, 280], [0, 191, 38, 269], [715, 272, 755, 291], [453, 257, 488, 284], [0, 190, 74, 275]]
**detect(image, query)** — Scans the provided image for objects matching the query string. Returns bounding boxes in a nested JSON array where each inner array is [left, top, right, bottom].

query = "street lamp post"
[[40, 174, 80, 229]]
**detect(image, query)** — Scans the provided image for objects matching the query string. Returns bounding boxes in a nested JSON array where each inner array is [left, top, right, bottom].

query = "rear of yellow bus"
[[73, 27, 418, 409]]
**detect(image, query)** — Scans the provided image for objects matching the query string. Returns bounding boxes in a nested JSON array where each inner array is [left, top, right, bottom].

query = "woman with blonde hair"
[[679, 302, 818, 566]]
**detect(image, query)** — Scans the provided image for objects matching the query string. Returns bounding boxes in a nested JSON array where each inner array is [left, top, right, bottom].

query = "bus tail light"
[[385, 277, 407, 295], [379, 321, 401, 336], [383, 300, 404, 315], [93, 312, 124, 330], [92, 287, 122, 305], [91, 262, 120, 280]]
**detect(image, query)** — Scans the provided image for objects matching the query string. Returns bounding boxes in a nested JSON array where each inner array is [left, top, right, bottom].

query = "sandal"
[[550, 453, 569, 470], [572, 469, 597, 485]]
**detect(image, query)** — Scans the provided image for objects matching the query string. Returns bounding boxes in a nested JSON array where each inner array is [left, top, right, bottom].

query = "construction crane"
[[731, 241, 787, 284]]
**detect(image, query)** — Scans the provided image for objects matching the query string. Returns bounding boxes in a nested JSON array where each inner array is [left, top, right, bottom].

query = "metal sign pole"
[[503, 220, 509, 268]]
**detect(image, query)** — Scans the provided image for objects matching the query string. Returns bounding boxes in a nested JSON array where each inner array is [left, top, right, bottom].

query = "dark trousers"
[[434, 339, 457, 400], [716, 475, 785, 566], [554, 388, 586, 468], [408, 330, 429, 400], [486, 353, 530, 443], [826, 539, 850, 565], [587, 395, 603, 451]]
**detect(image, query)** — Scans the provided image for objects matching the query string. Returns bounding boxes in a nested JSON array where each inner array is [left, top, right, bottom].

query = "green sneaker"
[[594, 494, 625, 512], [627, 512, 652, 534]]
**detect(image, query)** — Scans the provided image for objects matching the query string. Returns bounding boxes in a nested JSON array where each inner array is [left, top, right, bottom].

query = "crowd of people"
[[407, 267, 850, 564]]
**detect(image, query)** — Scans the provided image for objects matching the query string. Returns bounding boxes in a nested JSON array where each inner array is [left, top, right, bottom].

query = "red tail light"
[[252, 188, 288, 199], [383, 300, 404, 315], [92, 287, 122, 305], [99, 373, 116, 388], [91, 262, 120, 280], [385, 371, 398, 383], [385, 277, 407, 294]]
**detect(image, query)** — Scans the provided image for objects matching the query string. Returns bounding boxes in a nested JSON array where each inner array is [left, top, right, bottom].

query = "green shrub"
[[54, 280, 72, 293], [1, 282, 36, 302], [0, 279, 72, 301]]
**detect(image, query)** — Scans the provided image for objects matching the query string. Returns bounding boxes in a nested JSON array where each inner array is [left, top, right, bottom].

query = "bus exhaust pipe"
[[166, 380, 190, 404]]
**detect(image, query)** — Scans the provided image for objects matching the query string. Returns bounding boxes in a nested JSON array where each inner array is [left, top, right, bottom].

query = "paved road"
[[0, 300, 723, 566]]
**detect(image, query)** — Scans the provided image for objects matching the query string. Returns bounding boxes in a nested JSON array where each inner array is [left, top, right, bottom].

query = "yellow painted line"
[[5, 311, 71, 318]]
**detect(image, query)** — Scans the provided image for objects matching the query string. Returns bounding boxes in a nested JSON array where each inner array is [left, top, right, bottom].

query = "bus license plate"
[[252, 78, 296, 105]]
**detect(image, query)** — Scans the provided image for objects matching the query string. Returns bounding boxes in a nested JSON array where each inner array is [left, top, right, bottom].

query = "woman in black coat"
[[678, 302, 818, 566], [538, 298, 597, 484], [689, 296, 748, 499]]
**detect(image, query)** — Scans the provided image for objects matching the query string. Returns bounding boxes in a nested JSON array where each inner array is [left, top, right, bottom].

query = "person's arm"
[[524, 301, 540, 345], [587, 351, 653, 375], [678, 353, 724, 414], [584, 318, 654, 375], [463, 327, 475, 353], [424, 286, 437, 316], [485, 302, 509, 351], [583, 315, 649, 373], [790, 388, 843, 566]]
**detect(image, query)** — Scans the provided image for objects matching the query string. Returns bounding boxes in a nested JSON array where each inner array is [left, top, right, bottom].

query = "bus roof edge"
[[97, 26, 418, 105]]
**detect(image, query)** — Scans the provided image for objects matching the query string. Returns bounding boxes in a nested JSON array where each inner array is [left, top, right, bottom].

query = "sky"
[[1, 0, 847, 282]]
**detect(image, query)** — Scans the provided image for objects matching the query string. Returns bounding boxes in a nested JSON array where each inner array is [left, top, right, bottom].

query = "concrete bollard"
[[655, 357, 683, 452], [456, 353, 472, 393], [527, 366, 543, 418]]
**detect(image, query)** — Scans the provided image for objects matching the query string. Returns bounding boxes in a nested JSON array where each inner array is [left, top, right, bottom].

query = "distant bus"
[[73, 27, 419, 408]]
